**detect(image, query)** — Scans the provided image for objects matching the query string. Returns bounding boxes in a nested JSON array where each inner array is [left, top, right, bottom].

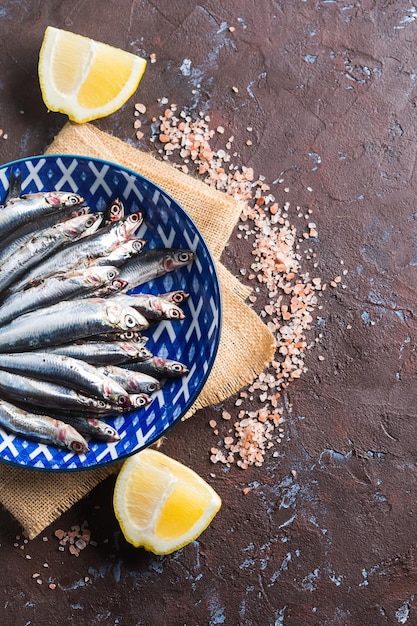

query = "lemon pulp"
[[113, 449, 222, 554], [38, 27, 147, 123]]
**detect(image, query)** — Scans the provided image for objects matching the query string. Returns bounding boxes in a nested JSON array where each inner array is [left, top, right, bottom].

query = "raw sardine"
[[122, 355, 189, 378], [58, 416, 120, 442], [98, 364, 161, 394], [0, 398, 89, 453], [94, 238, 146, 267], [9, 211, 143, 292], [0, 266, 120, 326], [117, 248, 194, 291], [112, 293, 185, 321], [0, 369, 115, 414], [45, 340, 152, 365], [0, 191, 84, 242], [0, 352, 129, 406], [0, 299, 149, 352], [0, 206, 99, 266], [0, 212, 102, 294]]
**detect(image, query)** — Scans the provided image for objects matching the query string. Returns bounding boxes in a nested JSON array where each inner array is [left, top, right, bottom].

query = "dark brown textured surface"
[[2, 1, 417, 624]]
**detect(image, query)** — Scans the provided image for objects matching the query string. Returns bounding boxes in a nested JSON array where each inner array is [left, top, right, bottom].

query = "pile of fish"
[[0, 173, 194, 455]]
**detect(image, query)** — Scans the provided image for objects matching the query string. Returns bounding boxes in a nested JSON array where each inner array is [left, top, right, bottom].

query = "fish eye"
[[85, 217, 96, 227], [148, 383, 158, 393], [98, 400, 107, 408], [123, 331, 135, 340], [171, 363, 184, 372], [118, 395, 128, 406], [124, 314, 137, 328], [107, 270, 116, 280], [68, 195, 80, 205], [178, 252, 191, 262], [170, 309, 181, 319], [110, 203, 120, 215]]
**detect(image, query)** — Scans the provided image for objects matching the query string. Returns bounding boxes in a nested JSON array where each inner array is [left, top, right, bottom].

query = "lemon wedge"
[[113, 449, 222, 554], [38, 27, 147, 124]]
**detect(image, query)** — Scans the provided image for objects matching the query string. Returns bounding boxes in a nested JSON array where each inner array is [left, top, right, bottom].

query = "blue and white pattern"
[[0, 155, 222, 471]]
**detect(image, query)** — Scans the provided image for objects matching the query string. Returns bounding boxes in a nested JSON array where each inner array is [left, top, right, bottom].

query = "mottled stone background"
[[2, 1, 417, 624]]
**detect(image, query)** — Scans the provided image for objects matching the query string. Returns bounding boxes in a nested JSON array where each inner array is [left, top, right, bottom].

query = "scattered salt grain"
[[134, 101, 340, 469]]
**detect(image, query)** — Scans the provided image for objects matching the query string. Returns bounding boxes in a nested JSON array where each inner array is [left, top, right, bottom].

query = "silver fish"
[[9, 211, 143, 293], [45, 340, 153, 365], [0, 398, 89, 453], [0, 369, 115, 414], [94, 238, 147, 267], [0, 266, 120, 327], [117, 248, 195, 291], [0, 206, 100, 267], [122, 356, 189, 378], [58, 416, 120, 442], [0, 352, 130, 407], [78, 277, 128, 300], [0, 213, 102, 294], [112, 293, 185, 321], [0, 299, 149, 352], [0, 191, 84, 243], [98, 364, 161, 394]]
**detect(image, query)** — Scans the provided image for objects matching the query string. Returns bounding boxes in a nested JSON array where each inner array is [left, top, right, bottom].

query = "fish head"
[[113, 238, 146, 258], [44, 191, 85, 208], [117, 342, 146, 359], [167, 359, 189, 376], [162, 301, 186, 321], [117, 305, 149, 331], [96, 422, 121, 442], [84, 266, 120, 286], [163, 290, 190, 305], [57, 422, 89, 454], [129, 393, 152, 408], [143, 379, 161, 394], [63, 212, 103, 238], [103, 381, 130, 408], [163, 249, 195, 271], [118, 330, 144, 342], [132, 239, 147, 253], [116, 211, 144, 240], [105, 198, 125, 223], [107, 278, 128, 294]]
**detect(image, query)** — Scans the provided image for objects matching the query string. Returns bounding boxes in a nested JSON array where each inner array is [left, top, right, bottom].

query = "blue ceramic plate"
[[0, 155, 221, 471]]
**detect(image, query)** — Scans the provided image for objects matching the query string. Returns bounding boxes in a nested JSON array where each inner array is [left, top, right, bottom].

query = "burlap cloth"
[[0, 123, 275, 539]]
